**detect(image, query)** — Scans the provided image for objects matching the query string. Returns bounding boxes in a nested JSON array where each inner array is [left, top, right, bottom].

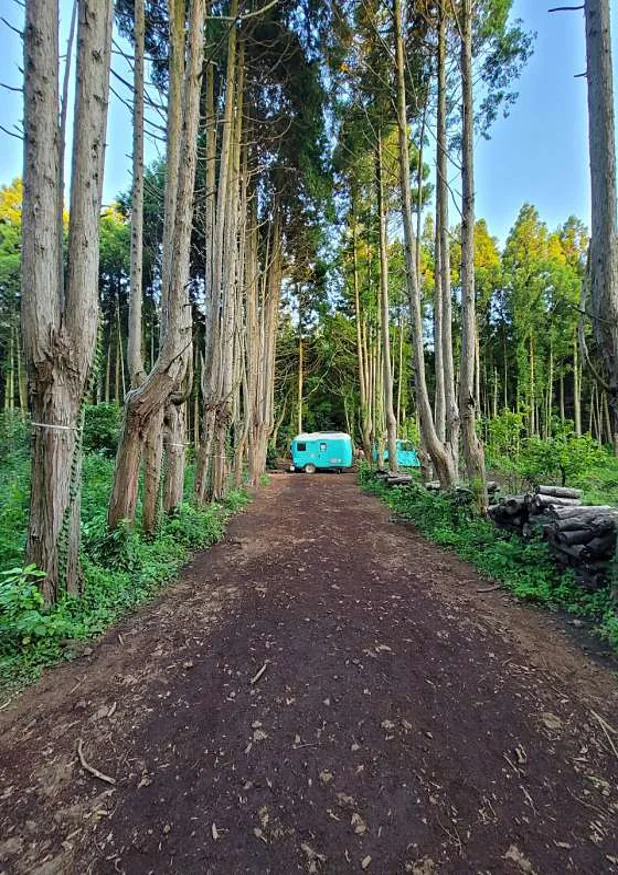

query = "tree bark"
[[22, 0, 113, 603], [352, 210, 372, 458], [128, 0, 146, 390], [376, 137, 398, 472], [459, 0, 487, 508], [393, 0, 456, 488], [585, 0, 618, 437], [109, 0, 205, 530]]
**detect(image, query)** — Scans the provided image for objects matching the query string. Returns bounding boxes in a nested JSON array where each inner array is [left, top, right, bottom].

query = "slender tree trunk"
[[585, 0, 618, 438], [128, 0, 145, 389], [352, 211, 371, 458], [546, 337, 553, 437], [195, 50, 218, 502], [164, 402, 186, 512], [434, 209, 446, 441], [16, 325, 27, 414], [376, 137, 398, 472], [589, 379, 596, 435], [6, 324, 15, 410], [574, 334, 582, 436], [212, 33, 244, 500], [394, 0, 456, 487], [142, 407, 163, 534], [459, 0, 487, 507], [437, 0, 460, 468], [529, 332, 535, 435], [152, 0, 187, 524], [23, 0, 113, 602], [105, 328, 111, 402], [604, 390, 612, 444], [297, 334, 303, 435], [109, 0, 205, 529], [396, 311, 404, 433]]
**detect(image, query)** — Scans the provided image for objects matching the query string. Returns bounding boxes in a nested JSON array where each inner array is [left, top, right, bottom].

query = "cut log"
[[556, 528, 596, 547], [535, 485, 582, 499], [580, 534, 616, 561], [531, 494, 581, 511], [552, 543, 587, 561], [550, 505, 616, 520], [386, 476, 414, 487]]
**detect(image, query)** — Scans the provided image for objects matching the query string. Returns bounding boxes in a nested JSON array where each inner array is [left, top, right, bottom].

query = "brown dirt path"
[[1, 474, 618, 874]]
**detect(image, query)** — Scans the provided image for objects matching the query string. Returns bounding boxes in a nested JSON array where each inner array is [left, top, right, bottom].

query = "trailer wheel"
[[304, 463, 316, 474]]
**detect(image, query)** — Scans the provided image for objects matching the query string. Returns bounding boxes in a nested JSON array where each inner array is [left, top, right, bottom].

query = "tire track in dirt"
[[0, 474, 617, 874]]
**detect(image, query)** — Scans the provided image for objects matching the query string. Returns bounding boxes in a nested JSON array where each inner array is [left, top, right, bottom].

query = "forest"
[[1, 0, 618, 685]]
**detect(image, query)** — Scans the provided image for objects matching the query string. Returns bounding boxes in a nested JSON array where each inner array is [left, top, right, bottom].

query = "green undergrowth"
[[359, 467, 618, 654], [0, 431, 252, 693]]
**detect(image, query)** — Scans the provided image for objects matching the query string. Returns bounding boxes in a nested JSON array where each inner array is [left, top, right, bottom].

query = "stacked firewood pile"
[[489, 485, 618, 589], [374, 470, 415, 488], [489, 485, 582, 536]]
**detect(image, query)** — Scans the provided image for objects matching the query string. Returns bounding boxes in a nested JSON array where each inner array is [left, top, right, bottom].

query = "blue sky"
[[0, 1, 617, 245]]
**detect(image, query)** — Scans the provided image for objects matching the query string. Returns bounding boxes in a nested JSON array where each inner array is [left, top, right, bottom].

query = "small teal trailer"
[[375, 439, 421, 468], [290, 432, 354, 473]]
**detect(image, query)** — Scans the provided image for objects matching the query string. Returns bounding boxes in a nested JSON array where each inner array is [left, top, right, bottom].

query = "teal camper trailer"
[[374, 439, 421, 468], [290, 432, 354, 473]]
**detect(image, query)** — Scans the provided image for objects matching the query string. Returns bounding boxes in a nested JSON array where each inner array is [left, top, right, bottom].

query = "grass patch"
[[0, 429, 252, 694], [359, 467, 618, 653]]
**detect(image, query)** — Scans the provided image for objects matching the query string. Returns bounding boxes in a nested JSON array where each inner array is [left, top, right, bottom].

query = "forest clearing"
[[1, 0, 618, 870]]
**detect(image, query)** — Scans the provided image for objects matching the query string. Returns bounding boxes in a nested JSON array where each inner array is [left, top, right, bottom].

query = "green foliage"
[[517, 432, 606, 488], [83, 403, 122, 456], [359, 468, 617, 651], [486, 409, 523, 458], [266, 445, 279, 470], [0, 444, 251, 691]]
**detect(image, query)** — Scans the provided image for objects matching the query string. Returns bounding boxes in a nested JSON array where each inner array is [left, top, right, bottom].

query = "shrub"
[[518, 433, 606, 488], [361, 471, 618, 653], [0, 424, 252, 691], [83, 403, 122, 456]]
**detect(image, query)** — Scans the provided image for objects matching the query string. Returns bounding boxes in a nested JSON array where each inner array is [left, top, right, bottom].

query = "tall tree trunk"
[[585, 0, 618, 438], [16, 324, 27, 414], [434, 208, 446, 441], [529, 332, 535, 435], [376, 137, 398, 472], [151, 0, 185, 534], [396, 311, 404, 433], [352, 211, 371, 458], [109, 0, 205, 529], [194, 49, 218, 502], [459, 0, 487, 507], [437, 0, 460, 467], [212, 32, 244, 500], [128, 0, 146, 389], [574, 334, 582, 436], [546, 337, 553, 437], [104, 328, 111, 403], [393, 0, 456, 487], [297, 334, 303, 435], [6, 324, 15, 410], [22, 0, 113, 603]]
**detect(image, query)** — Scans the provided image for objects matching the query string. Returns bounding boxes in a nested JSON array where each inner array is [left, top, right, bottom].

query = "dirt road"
[[1, 474, 617, 874]]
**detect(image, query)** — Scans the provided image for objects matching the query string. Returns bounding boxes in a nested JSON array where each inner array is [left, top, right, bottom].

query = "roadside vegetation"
[[360, 452, 618, 654], [0, 409, 250, 693]]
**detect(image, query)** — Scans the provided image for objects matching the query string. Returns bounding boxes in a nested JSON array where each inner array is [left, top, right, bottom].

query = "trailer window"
[[320, 442, 327, 451], [297, 442, 307, 452]]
